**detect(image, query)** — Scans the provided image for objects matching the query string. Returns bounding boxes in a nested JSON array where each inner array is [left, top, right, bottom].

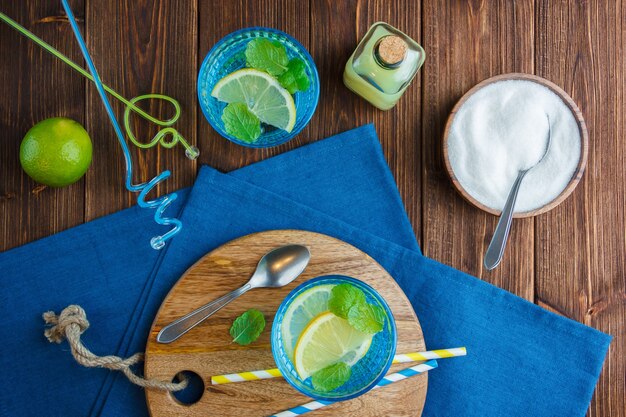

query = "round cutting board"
[[145, 230, 427, 416]]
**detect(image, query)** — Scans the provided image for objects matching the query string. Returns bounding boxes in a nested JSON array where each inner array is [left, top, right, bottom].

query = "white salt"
[[447, 79, 581, 213]]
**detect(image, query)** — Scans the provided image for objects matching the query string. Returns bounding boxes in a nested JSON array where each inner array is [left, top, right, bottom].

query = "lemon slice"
[[211, 68, 296, 132], [281, 284, 334, 360], [294, 312, 373, 380]]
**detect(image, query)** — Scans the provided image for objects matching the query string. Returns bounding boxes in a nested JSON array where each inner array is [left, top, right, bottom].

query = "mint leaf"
[[347, 303, 385, 334], [328, 283, 366, 319], [221, 102, 261, 143], [245, 39, 289, 76], [229, 308, 265, 345], [311, 362, 351, 392], [278, 58, 310, 94]]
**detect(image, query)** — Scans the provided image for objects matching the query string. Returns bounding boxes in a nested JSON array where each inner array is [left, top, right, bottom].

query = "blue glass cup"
[[271, 276, 397, 401], [197, 27, 320, 148]]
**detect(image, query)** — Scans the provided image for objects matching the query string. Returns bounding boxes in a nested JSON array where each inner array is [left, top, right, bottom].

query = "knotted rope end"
[[43, 305, 89, 344], [42, 304, 187, 392]]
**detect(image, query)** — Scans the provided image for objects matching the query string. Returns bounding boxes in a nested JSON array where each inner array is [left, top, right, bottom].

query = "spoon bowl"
[[250, 245, 311, 288], [520, 116, 553, 173]]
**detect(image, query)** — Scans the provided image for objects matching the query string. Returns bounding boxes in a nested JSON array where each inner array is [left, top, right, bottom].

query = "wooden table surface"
[[0, 1, 623, 416]]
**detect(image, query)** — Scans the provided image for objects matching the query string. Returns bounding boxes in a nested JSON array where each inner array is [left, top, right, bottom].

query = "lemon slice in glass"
[[211, 68, 296, 132], [281, 284, 333, 360], [294, 312, 373, 380]]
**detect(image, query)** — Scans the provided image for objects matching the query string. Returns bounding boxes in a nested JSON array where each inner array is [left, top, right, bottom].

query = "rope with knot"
[[43, 305, 187, 392]]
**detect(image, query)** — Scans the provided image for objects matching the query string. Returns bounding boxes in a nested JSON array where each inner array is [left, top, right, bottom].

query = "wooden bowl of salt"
[[442, 73, 589, 218]]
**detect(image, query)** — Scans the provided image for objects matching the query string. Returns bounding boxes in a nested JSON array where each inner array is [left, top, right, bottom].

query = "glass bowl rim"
[[197, 26, 320, 148], [271, 275, 398, 401]]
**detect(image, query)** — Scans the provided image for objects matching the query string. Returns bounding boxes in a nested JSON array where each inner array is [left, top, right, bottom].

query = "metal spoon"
[[157, 244, 311, 343], [484, 117, 552, 270]]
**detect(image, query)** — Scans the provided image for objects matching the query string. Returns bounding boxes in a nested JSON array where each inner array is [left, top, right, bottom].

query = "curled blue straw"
[[60, 0, 181, 249]]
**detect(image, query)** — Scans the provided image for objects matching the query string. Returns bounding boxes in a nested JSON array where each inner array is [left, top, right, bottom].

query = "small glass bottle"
[[343, 22, 425, 110]]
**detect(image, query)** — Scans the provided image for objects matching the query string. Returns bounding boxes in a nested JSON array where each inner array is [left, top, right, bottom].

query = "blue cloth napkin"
[[0, 125, 610, 417]]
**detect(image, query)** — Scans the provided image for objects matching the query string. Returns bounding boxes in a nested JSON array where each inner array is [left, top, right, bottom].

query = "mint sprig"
[[347, 302, 384, 334], [311, 362, 351, 392], [229, 308, 265, 345], [221, 102, 261, 143], [328, 283, 366, 319], [245, 39, 310, 93], [329, 282, 385, 334], [245, 39, 289, 76], [278, 58, 311, 94]]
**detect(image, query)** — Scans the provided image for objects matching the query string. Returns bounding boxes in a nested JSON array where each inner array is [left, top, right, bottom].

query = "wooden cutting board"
[[145, 230, 427, 416]]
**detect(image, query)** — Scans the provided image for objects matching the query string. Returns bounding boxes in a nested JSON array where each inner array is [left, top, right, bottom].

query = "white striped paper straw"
[[269, 360, 438, 417], [211, 347, 465, 385]]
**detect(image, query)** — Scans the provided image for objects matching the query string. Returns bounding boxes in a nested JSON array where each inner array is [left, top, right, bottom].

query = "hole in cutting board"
[[171, 371, 204, 405]]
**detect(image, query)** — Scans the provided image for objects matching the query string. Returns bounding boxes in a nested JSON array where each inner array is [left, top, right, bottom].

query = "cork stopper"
[[376, 35, 407, 66]]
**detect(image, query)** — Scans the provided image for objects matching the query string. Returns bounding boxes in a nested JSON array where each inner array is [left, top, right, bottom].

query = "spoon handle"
[[157, 283, 252, 344], [484, 171, 528, 270]]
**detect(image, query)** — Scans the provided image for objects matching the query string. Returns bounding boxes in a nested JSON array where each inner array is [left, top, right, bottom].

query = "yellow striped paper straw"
[[392, 347, 466, 363], [211, 347, 466, 385]]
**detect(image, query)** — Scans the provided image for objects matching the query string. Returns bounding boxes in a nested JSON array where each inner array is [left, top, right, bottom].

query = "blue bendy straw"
[[270, 360, 438, 417], [60, 0, 182, 249]]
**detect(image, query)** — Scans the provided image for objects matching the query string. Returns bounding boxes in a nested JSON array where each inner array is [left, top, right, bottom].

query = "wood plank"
[[85, 0, 197, 222], [310, 0, 423, 241], [0, 0, 85, 251], [197, 0, 309, 172], [535, 1, 626, 416], [146, 230, 427, 416], [421, 1, 535, 298]]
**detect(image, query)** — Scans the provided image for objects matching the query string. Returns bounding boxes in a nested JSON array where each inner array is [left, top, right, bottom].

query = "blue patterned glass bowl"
[[197, 27, 319, 148], [271, 276, 397, 402]]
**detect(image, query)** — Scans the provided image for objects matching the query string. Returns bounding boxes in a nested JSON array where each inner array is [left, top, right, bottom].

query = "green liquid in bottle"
[[344, 22, 425, 110]]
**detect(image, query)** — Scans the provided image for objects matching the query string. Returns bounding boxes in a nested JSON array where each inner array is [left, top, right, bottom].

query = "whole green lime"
[[20, 117, 93, 187]]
